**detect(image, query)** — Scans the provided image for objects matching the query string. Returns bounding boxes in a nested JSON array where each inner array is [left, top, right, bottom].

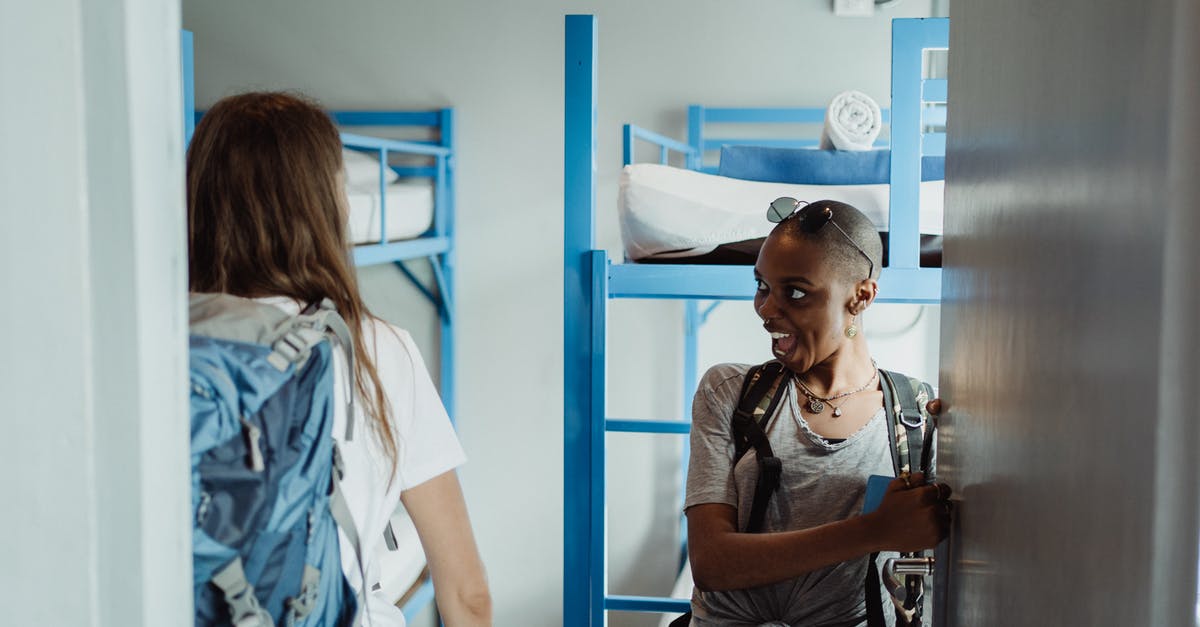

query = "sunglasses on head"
[[766, 197, 875, 281]]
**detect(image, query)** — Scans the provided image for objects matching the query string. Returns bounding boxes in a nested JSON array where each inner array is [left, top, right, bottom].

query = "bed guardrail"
[[687, 106, 892, 174], [623, 124, 699, 168]]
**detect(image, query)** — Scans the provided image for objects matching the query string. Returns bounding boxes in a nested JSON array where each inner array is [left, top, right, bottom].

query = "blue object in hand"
[[862, 474, 894, 514]]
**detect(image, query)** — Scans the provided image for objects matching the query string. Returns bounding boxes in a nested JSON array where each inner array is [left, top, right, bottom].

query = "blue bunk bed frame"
[[335, 110, 457, 423], [180, 32, 454, 623], [563, 14, 949, 624]]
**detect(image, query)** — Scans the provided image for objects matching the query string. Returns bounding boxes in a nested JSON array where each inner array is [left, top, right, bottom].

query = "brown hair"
[[187, 91, 396, 471]]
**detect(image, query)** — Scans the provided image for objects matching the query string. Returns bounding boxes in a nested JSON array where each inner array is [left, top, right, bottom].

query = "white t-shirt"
[[260, 298, 466, 627]]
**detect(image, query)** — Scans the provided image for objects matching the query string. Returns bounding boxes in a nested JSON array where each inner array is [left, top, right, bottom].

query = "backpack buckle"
[[285, 565, 322, 624], [211, 557, 272, 627], [899, 410, 925, 430]]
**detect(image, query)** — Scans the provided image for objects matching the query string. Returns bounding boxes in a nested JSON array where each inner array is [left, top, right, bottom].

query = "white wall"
[[0, 0, 191, 625], [182, 2, 936, 624]]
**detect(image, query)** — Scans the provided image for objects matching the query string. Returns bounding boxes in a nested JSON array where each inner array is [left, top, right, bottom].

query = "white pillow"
[[342, 148, 399, 189]]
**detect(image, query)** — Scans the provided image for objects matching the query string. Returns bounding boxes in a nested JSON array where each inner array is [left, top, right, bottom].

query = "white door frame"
[[0, 0, 191, 624]]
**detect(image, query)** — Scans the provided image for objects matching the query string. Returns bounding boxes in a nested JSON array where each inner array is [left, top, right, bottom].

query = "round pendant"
[[832, 407, 842, 417], [808, 398, 825, 414]]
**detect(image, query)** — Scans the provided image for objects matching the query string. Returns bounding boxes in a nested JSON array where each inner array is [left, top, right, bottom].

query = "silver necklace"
[[795, 366, 879, 417]]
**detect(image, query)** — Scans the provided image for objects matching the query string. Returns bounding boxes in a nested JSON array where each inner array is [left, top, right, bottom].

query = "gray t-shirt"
[[684, 363, 897, 627]]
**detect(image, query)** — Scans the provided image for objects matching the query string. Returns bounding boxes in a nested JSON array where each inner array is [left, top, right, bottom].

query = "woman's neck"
[[799, 340, 876, 396]]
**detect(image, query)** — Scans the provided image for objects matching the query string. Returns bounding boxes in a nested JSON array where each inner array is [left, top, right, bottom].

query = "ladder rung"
[[605, 419, 691, 434], [605, 595, 691, 613]]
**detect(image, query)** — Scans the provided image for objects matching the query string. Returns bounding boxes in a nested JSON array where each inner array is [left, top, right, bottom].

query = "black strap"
[[865, 551, 887, 627], [673, 366, 789, 627], [730, 362, 792, 534], [731, 362, 788, 461], [667, 612, 692, 627]]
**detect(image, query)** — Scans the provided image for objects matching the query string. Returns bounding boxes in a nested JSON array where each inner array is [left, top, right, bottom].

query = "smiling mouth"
[[770, 331, 798, 357]]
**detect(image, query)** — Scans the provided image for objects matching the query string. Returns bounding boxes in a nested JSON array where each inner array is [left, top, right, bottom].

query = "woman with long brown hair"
[[188, 91, 491, 626]]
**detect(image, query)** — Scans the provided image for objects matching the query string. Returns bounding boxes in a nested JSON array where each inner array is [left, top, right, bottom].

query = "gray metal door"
[[936, 0, 1200, 625]]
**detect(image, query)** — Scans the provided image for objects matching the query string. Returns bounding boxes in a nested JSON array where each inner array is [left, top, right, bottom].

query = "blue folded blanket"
[[718, 145, 944, 185]]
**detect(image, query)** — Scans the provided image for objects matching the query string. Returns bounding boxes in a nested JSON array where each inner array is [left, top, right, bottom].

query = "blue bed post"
[[679, 299, 701, 565], [438, 108, 456, 420], [686, 105, 704, 171], [889, 18, 949, 277], [564, 14, 600, 626], [181, 30, 195, 145]]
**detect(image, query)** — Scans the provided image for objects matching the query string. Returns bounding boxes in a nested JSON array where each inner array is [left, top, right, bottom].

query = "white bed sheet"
[[619, 164, 944, 261], [346, 180, 434, 245], [374, 506, 428, 605]]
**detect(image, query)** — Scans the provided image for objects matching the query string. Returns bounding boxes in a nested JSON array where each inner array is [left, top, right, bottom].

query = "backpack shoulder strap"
[[729, 361, 792, 533], [298, 299, 355, 439], [878, 370, 934, 478], [875, 370, 937, 627]]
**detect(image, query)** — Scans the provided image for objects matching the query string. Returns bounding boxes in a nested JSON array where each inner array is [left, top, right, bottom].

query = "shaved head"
[[769, 199, 882, 285]]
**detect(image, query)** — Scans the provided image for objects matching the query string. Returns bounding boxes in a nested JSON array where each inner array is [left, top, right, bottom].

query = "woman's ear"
[[848, 278, 879, 315]]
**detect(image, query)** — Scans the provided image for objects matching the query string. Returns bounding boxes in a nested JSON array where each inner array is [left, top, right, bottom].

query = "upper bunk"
[[332, 110, 455, 268], [566, 18, 949, 304]]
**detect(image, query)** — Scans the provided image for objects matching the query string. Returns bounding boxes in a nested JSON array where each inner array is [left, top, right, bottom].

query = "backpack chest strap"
[[267, 299, 358, 442]]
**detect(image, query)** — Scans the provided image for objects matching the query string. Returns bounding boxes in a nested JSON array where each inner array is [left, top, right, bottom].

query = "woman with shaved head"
[[680, 199, 952, 627]]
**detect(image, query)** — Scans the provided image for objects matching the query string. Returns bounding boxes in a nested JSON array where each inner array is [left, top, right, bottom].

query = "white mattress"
[[346, 180, 434, 245], [374, 506, 428, 604], [619, 164, 944, 261]]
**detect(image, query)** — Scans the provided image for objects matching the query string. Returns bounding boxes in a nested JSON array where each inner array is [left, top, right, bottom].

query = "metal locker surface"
[[937, 0, 1200, 625]]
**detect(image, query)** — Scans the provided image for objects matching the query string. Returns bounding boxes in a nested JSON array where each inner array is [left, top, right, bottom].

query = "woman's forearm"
[[403, 471, 493, 626], [689, 509, 885, 592]]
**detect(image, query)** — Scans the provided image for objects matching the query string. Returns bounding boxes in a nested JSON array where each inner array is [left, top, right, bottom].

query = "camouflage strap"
[[874, 370, 936, 627], [879, 370, 932, 478]]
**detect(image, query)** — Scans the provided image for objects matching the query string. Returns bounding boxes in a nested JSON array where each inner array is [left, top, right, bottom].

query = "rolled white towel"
[[819, 90, 883, 151]]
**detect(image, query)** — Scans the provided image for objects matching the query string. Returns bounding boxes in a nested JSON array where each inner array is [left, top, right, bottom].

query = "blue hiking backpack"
[[189, 294, 365, 627]]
